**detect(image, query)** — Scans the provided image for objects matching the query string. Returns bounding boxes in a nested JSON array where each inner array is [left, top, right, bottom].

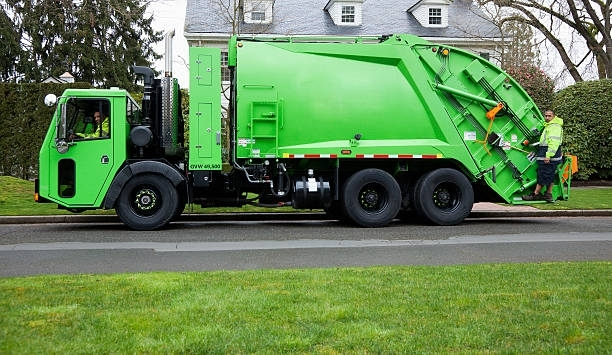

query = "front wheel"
[[413, 168, 474, 226], [115, 174, 179, 230], [342, 169, 401, 227]]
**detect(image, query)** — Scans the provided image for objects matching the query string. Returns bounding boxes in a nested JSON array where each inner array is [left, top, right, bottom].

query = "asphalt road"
[[1, 216, 611, 277]]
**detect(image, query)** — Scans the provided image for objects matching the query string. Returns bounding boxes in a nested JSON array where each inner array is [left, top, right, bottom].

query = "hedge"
[[505, 64, 555, 112], [553, 79, 612, 180], [0, 82, 91, 179]]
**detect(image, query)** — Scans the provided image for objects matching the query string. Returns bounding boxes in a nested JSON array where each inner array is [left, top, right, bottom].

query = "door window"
[[65, 98, 111, 140]]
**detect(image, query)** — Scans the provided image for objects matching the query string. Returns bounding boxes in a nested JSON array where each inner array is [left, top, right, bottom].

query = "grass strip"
[[1, 262, 610, 354], [2, 176, 611, 216], [529, 186, 612, 210]]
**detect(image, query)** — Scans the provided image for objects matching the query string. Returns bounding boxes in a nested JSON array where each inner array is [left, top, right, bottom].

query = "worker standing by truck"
[[522, 110, 564, 202]]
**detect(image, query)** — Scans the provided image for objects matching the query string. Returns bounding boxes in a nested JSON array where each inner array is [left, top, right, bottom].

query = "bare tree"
[[477, 0, 612, 82], [501, 21, 541, 68], [449, 2, 540, 73], [213, 0, 242, 35], [208, 0, 278, 160], [211, 0, 277, 36]]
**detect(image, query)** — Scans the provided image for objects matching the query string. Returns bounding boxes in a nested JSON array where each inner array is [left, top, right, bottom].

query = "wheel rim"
[[358, 183, 388, 213], [431, 182, 460, 211], [130, 185, 161, 216]]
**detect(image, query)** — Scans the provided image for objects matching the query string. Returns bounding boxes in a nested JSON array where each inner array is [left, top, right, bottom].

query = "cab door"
[[47, 97, 115, 207]]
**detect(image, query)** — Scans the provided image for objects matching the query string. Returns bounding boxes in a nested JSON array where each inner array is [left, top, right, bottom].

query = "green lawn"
[[1, 176, 296, 216], [526, 186, 612, 210], [2, 176, 611, 216], [1, 263, 610, 354], [2, 176, 611, 353]]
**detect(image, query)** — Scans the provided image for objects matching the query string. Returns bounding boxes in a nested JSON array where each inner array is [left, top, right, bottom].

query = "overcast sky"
[[149, 0, 190, 87]]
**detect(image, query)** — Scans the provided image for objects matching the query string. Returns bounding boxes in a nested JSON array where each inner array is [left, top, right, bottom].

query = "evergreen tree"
[[2, 0, 162, 89], [0, 5, 23, 82], [501, 21, 540, 70]]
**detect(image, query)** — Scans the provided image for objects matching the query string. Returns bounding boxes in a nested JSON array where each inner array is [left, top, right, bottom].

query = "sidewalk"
[[1, 202, 611, 225], [469, 202, 612, 218]]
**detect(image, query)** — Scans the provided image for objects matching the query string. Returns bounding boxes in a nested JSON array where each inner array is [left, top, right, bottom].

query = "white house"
[[42, 72, 75, 84], [184, 0, 506, 66]]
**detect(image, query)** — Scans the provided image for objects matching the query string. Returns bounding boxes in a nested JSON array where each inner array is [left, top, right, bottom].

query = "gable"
[[324, 0, 364, 26], [407, 0, 453, 28], [243, 0, 275, 24]]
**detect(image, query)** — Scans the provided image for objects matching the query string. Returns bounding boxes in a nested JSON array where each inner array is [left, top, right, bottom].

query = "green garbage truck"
[[35, 33, 575, 230]]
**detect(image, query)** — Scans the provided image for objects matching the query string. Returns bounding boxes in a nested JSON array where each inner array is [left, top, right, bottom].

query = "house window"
[[221, 51, 231, 82], [251, 11, 265, 22], [341, 5, 355, 23], [429, 8, 442, 25], [243, 0, 272, 24]]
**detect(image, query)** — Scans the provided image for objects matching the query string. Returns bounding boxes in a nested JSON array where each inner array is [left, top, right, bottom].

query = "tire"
[[172, 198, 186, 222], [115, 174, 179, 230], [171, 184, 187, 222], [341, 169, 401, 227], [411, 173, 430, 220], [413, 168, 474, 226]]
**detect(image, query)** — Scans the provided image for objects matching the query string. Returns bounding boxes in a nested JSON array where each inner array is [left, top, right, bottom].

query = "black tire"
[[115, 174, 179, 230], [172, 198, 186, 222], [413, 168, 474, 226], [411, 173, 430, 220], [341, 169, 401, 227], [171, 184, 187, 222]]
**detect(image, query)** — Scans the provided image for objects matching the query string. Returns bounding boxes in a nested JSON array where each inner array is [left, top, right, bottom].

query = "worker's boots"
[[522, 192, 554, 202], [522, 192, 540, 201], [542, 192, 553, 203]]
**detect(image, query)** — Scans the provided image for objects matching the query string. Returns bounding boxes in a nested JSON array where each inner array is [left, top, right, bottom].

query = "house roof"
[[184, 0, 502, 39]]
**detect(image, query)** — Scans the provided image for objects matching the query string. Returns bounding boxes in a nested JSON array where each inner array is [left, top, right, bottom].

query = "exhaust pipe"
[[164, 30, 175, 77]]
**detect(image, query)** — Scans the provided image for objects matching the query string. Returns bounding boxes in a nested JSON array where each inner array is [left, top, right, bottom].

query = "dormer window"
[[252, 11, 266, 22], [324, 0, 363, 26], [244, 0, 274, 24], [408, 0, 451, 28], [341, 5, 355, 23], [429, 8, 442, 25]]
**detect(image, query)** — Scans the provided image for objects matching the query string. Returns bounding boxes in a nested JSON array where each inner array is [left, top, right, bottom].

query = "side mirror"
[[56, 139, 69, 154], [44, 94, 57, 107]]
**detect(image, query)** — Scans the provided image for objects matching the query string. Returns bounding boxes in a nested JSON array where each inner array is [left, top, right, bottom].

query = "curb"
[[1, 210, 611, 225], [468, 210, 612, 218]]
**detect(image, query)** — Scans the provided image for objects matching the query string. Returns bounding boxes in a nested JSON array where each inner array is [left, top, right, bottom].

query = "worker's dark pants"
[[536, 146, 562, 186]]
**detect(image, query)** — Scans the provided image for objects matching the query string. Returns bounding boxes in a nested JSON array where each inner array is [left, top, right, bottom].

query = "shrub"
[[0, 82, 90, 179], [553, 79, 612, 180], [506, 64, 555, 112]]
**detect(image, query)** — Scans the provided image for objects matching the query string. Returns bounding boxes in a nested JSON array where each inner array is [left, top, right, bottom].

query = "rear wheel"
[[171, 184, 187, 221], [413, 168, 473, 226], [116, 174, 179, 230], [341, 169, 401, 227]]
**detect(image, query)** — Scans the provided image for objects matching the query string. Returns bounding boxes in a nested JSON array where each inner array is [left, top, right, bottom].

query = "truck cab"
[[37, 89, 139, 210]]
